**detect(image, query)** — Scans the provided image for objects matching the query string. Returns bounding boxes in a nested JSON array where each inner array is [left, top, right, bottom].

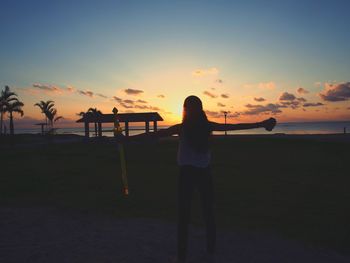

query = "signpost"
[[223, 111, 228, 136], [113, 107, 129, 196]]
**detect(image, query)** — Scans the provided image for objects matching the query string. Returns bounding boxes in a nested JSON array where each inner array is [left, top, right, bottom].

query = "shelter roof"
[[76, 112, 163, 123]]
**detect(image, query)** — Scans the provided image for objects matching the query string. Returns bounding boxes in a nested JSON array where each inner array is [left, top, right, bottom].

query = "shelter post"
[[153, 121, 157, 132], [98, 122, 102, 137], [84, 121, 89, 138], [125, 121, 129, 136], [145, 121, 150, 133]]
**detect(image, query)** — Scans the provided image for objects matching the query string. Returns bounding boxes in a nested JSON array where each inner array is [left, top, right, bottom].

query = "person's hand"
[[261, 117, 276, 131]]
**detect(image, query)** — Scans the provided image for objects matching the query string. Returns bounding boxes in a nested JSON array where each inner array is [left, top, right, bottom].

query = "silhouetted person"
[[128, 95, 276, 263]]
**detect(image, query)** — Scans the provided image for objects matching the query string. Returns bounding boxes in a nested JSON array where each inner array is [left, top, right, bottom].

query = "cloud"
[[258, 82, 275, 90], [319, 82, 350, 102], [32, 83, 106, 99], [205, 110, 240, 119], [243, 103, 283, 115], [113, 96, 122, 102], [134, 105, 161, 111], [134, 105, 149, 109], [113, 97, 134, 108], [205, 110, 221, 118], [278, 92, 309, 109], [96, 93, 108, 98], [78, 90, 94, 97], [217, 102, 226, 107], [33, 83, 61, 92], [297, 87, 309, 94], [124, 88, 144, 95], [123, 99, 134, 104], [222, 110, 240, 118], [221, 93, 229, 98], [228, 112, 240, 118], [279, 92, 296, 101], [203, 90, 217, 98], [32, 83, 66, 95], [192, 67, 219, 77], [113, 96, 161, 112], [157, 94, 165, 98], [280, 100, 300, 109], [254, 97, 265, 102], [303, 102, 324, 107], [66, 85, 75, 93], [120, 102, 133, 108]]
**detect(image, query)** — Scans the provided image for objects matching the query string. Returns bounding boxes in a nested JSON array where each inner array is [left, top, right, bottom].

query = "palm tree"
[[5, 100, 24, 135], [77, 111, 86, 118], [0, 86, 18, 135], [46, 108, 63, 129], [87, 108, 102, 137], [34, 100, 55, 131]]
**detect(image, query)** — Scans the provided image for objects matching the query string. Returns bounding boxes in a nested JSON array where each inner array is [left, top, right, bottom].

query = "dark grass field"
[[1, 135, 349, 254]]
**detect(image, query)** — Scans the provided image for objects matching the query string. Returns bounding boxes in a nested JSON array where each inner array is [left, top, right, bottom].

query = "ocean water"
[[14, 121, 350, 136]]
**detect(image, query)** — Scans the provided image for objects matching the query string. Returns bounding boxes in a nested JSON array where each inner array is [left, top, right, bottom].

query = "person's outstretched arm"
[[125, 123, 181, 141], [210, 117, 276, 132]]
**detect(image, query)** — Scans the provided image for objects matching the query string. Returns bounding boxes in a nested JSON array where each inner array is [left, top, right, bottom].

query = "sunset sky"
[[1, 0, 350, 128]]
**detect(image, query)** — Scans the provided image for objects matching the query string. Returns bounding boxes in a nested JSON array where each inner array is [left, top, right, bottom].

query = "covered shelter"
[[76, 111, 163, 137]]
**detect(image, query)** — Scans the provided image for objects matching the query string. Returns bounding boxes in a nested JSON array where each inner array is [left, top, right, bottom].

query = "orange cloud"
[[32, 83, 65, 95], [243, 103, 283, 115], [96, 93, 108, 98], [124, 88, 144, 95], [203, 90, 217, 98], [254, 97, 265, 102], [319, 82, 350, 102], [217, 102, 226, 107], [297, 87, 309, 94], [78, 90, 94, 97]]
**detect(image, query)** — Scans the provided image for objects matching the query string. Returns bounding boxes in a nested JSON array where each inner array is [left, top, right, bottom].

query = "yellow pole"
[[113, 107, 129, 196]]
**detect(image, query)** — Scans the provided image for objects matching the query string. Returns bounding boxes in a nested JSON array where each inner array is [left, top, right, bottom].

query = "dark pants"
[[177, 165, 216, 261]]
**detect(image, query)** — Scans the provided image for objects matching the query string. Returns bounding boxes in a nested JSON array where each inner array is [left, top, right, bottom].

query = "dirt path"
[[0, 207, 348, 263]]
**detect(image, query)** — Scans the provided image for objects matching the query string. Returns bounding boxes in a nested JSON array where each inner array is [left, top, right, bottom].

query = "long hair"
[[182, 95, 211, 153]]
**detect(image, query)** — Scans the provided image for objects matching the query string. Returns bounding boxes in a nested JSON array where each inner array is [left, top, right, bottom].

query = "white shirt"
[[177, 133, 211, 168]]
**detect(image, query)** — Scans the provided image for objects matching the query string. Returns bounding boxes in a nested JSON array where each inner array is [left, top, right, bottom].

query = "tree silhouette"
[[0, 86, 18, 135], [34, 100, 55, 131], [77, 111, 86, 118], [5, 99, 24, 135], [34, 100, 63, 134], [46, 108, 63, 130], [87, 108, 102, 137]]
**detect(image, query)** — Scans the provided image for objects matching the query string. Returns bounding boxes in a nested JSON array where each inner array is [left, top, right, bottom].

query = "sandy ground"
[[0, 207, 349, 263]]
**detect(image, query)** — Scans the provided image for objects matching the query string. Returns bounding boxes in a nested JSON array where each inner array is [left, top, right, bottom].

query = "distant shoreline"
[[10, 120, 350, 137]]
